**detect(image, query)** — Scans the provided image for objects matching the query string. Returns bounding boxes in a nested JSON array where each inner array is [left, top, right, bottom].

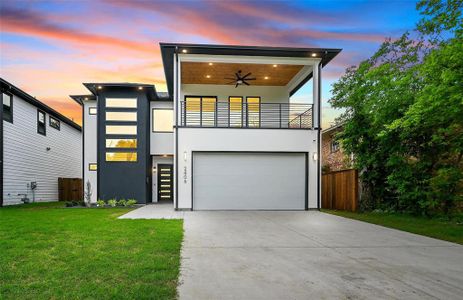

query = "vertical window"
[[2, 92, 13, 123], [37, 110, 46, 136], [152, 109, 173, 132], [49, 116, 60, 130], [89, 107, 97, 115], [229, 96, 243, 127], [89, 163, 97, 171], [331, 139, 340, 153], [246, 97, 260, 128]]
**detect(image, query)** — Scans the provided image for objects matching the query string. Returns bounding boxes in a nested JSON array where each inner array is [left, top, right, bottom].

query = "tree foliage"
[[330, 0, 463, 214]]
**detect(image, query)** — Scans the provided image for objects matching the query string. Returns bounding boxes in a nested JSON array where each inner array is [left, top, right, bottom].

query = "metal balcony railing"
[[180, 101, 313, 129]]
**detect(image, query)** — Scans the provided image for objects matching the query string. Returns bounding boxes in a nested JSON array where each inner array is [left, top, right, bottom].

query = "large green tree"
[[330, 0, 462, 214]]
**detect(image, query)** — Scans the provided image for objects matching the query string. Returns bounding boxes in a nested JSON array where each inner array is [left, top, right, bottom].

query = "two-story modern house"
[[1, 78, 82, 206], [73, 43, 341, 210]]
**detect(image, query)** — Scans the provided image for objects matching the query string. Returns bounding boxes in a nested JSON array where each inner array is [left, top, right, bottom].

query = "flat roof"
[[160, 42, 342, 97], [1, 78, 81, 131], [71, 83, 162, 105]]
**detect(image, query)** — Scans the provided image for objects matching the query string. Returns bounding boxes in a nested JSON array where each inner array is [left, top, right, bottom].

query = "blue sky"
[[0, 0, 421, 125]]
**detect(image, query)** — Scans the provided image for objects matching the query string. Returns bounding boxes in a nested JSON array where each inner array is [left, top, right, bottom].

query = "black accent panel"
[[97, 87, 150, 204]]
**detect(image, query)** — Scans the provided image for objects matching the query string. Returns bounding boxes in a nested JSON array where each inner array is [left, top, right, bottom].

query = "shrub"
[[117, 199, 127, 207], [97, 199, 106, 207], [65, 201, 74, 207], [126, 199, 137, 206], [107, 199, 117, 207]]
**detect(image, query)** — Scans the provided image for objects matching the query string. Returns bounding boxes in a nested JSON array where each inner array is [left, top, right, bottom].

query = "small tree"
[[84, 180, 92, 207]]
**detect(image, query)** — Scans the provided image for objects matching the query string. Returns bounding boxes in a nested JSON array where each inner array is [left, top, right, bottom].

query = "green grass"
[[324, 210, 463, 245], [0, 202, 183, 299]]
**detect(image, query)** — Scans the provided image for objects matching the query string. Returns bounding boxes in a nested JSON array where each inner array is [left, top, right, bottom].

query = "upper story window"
[[331, 139, 340, 153], [106, 98, 137, 108], [49, 116, 60, 130], [184, 96, 217, 127], [37, 110, 46, 136], [2, 92, 13, 123], [229, 96, 243, 127], [246, 97, 260, 127], [152, 109, 173, 132], [106, 125, 137, 135], [89, 107, 97, 115], [106, 111, 137, 122]]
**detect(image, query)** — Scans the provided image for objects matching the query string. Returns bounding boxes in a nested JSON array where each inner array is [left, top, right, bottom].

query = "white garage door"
[[193, 152, 306, 210]]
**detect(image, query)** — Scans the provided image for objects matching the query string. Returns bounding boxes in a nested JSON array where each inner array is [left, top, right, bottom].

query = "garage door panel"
[[193, 152, 306, 210]]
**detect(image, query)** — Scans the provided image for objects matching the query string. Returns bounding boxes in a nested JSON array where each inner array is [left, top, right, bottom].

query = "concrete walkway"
[[118, 203, 184, 219], [178, 211, 463, 300]]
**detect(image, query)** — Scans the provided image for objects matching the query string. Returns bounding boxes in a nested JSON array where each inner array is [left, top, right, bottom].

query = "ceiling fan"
[[224, 70, 256, 88]]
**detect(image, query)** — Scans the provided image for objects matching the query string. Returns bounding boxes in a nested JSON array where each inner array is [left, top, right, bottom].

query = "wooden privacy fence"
[[322, 169, 359, 212], [58, 178, 83, 201]]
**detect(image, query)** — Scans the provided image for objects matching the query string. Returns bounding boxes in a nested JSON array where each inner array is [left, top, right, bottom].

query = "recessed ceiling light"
[[182, 49, 187, 53], [264, 76, 269, 80], [273, 64, 278, 67], [84, 97, 88, 100], [208, 62, 213, 66], [206, 75, 211, 78], [138, 86, 143, 90], [311, 53, 317, 57], [97, 85, 102, 89]]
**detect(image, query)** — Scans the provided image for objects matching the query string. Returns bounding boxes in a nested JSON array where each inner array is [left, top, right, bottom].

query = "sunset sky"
[[0, 0, 421, 127]]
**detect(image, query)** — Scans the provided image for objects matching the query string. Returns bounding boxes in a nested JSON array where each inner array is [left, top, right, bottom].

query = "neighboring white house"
[[74, 43, 341, 210], [1, 78, 82, 206]]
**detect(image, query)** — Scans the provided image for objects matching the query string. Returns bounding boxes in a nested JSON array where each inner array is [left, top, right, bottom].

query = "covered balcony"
[[180, 99, 313, 129]]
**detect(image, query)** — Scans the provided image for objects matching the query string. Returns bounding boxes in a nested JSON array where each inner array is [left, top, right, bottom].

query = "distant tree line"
[[330, 0, 462, 215]]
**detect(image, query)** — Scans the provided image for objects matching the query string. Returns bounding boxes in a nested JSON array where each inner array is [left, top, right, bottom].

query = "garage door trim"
[[191, 151, 309, 211]]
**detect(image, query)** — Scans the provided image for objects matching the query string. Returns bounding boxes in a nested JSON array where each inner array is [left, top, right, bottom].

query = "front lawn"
[[324, 210, 463, 245], [0, 202, 183, 299]]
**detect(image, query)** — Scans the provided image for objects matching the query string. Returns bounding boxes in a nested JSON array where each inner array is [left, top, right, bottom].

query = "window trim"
[[88, 163, 97, 171], [88, 107, 97, 115], [105, 152, 138, 162], [105, 138, 137, 149], [245, 96, 261, 128], [37, 109, 46, 136], [184, 95, 218, 127], [152, 108, 174, 133], [330, 139, 340, 153], [2, 92, 13, 123], [49, 116, 61, 130]]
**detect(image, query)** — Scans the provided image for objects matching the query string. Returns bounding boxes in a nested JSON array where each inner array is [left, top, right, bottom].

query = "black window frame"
[[2, 92, 13, 123], [37, 109, 46, 136], [49, 116, 60, 130]]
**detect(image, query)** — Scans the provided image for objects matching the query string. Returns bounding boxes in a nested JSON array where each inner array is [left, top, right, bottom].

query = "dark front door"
[[158, 164, 173, 202]]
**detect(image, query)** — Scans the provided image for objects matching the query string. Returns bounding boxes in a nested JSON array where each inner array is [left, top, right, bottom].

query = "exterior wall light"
[[183, 151, 187, 162], [313, 152, 318, 161]]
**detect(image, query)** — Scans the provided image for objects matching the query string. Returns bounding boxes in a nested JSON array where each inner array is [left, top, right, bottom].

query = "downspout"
[[174, 46, 179, 210], [317, 62, 322, 211]]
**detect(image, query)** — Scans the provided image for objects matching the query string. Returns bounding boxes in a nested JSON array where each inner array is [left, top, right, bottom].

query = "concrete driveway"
[[179, 211, 463, 300]]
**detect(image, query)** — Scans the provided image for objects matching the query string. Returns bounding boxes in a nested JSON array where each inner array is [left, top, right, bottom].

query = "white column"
[[312, 61, 322, 209]]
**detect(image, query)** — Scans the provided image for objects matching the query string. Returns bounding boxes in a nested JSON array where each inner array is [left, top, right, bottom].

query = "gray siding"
[[3, 94, 82, 205]]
